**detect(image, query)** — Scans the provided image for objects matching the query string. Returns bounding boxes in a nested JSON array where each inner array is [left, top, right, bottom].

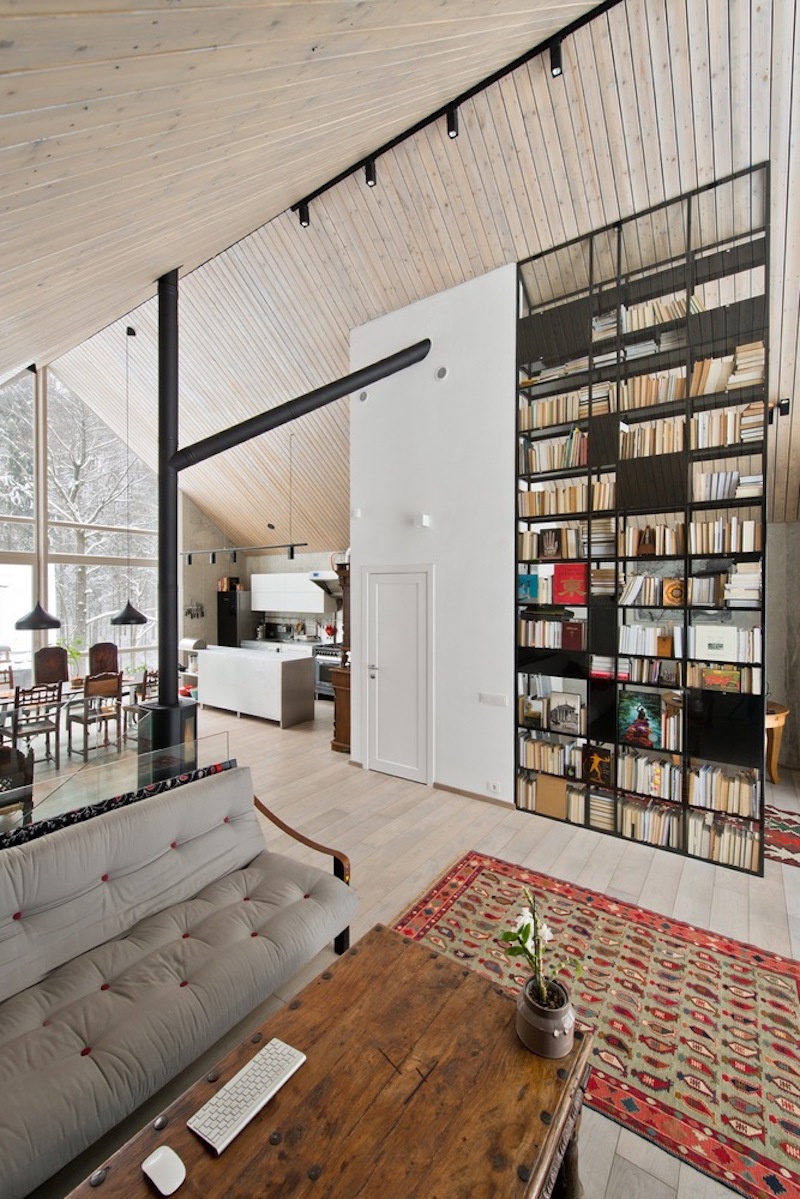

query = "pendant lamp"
[[15, 600, 61, 630], [111, 326, 148, 626]]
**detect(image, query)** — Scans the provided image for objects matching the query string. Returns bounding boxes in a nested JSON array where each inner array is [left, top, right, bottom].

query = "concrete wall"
[[349, 263, 517, 802]]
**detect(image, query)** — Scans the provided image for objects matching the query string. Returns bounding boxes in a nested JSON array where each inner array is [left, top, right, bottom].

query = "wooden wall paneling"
[[605, 5, 655, 270], [364, 147, 452, 305], [765, 0, 798, 523], [414, 125, 483, 283], [513, 61, 571, 261], [418, 115, 494, 280], [264, 216, 370, 358], [570, 24, 623, 234], [470, 89, 528, 263], [495, 75, 553, 266], [463, 92, 519, 264], [551, 36, 609, 238], [528, 61, 586, 247]]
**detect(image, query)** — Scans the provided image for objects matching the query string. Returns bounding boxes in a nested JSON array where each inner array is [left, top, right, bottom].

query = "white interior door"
[[365, 567, 430, 783]]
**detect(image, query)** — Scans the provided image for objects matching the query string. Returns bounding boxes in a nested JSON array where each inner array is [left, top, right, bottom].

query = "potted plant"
[[57, 636, 84, 687], [500, 888, 578, 1058]]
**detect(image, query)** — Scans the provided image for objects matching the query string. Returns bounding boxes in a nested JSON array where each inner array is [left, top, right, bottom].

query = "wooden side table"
[[766, 701, 790, 784], [330, 665, 350, 754]]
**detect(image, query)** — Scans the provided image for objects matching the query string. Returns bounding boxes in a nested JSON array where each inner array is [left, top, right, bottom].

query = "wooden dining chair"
[[122, 668, 158, 742], [12, 682, 63, 770], [88, 642, 119, 675], [0, 746, 35, 825], [67, 672, 123, 763], [33, 645, 69, 684]]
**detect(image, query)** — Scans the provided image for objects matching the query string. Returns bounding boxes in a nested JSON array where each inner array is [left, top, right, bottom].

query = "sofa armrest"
[[253, 795, 352, 954], [253, 796, 352, 886]]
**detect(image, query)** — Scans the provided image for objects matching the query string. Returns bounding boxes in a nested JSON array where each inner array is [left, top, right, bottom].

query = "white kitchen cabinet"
[[250, 573, 335, 615]]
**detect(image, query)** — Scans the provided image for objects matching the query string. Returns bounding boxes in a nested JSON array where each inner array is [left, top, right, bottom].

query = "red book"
[[554, 564, 588, 604], [561, 621, 585, 650]]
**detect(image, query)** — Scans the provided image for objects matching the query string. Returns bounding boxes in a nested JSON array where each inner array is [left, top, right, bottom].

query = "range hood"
[[308, 570, 342, 598]]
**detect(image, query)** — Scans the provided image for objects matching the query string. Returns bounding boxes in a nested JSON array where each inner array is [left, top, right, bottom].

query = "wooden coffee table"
[[66, 925, 593, 1198]]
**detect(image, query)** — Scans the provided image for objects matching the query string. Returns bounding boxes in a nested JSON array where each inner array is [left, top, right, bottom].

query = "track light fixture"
[[550, 40, 563, 77], [365, 158, 377, 187], [447, 107, 459, 139], [298, 201, 310, 227], [209, 552, 216, 565], [187, 553, 192, 566]]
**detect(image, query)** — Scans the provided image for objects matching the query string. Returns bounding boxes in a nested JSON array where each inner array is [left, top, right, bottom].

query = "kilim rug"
[[393, 851, 800, 1199], [765, 807, 800, 868]]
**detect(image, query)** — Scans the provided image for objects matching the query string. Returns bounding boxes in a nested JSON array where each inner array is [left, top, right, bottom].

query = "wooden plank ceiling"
[[3, 0, 798, 551]]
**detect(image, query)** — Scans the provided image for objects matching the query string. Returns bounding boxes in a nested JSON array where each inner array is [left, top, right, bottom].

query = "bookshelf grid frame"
[[515, 163, 769, 875]]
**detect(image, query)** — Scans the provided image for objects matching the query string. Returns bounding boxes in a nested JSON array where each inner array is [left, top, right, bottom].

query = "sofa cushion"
[[0, 846, 359, 1199], [0, 765, 264, 1003]]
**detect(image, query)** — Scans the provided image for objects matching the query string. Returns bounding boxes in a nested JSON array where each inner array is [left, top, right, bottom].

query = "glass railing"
[[0, 732, 231, 836]]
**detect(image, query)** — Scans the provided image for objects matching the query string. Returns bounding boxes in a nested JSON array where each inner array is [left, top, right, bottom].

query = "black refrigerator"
[[217, 591, 257, 646]]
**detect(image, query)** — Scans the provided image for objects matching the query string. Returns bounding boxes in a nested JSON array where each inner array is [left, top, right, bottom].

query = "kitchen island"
[[196, 647, 314, 728]]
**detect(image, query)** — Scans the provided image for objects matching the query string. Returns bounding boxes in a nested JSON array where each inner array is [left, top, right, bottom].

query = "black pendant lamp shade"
[[111, 599, 147, 626], [15, 601, 61, 630], [111, 325, 148, 627]]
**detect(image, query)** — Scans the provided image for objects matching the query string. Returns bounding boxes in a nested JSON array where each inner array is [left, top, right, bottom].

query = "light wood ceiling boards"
[[0, 0, 587, 380], [11, 0, 800, 553]]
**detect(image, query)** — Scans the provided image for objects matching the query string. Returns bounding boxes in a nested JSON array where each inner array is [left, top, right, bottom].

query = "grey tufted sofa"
[[0, 764, 358, 1199]]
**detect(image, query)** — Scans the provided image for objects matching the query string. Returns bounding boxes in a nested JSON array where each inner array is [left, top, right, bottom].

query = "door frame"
[[360, 563, 433, 785]]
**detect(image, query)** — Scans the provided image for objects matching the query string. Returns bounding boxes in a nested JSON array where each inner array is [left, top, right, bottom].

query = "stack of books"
[[591, 567, 617, 596], [584, 517, 616, 558], [727, 341, 765, 390], [723, 561, 762, 608], [739, 402, 765, 442], [734, 473, 763, 499], [588, 792, 616, 831]]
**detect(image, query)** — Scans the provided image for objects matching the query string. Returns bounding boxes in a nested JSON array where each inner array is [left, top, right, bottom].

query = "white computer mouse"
[[141, 1145, 186, 1195]]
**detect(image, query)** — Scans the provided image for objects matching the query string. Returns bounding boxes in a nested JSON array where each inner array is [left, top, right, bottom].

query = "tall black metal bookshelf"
[[515, 165, 768, 875]]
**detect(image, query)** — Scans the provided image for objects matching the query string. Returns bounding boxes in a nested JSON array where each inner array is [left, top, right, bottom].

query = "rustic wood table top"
[[66, 924, 593, 1199]]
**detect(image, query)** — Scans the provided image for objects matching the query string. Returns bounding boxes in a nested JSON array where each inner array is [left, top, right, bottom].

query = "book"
[[534, 774, 568, 820], [701, 665, 741, 693], [539, 528, 562, 559], [521, 696, 546, 728], [553, 563, 588, 604], [548, 691, 582, 735], [662, 578, 685, 607], [517, 573, 538, 603], [582, 745, 613, 786], [656, 633, 673, 657], [561, 621, 586, 650], [693, 623, 739, 662], [618, 690, 663, 750]]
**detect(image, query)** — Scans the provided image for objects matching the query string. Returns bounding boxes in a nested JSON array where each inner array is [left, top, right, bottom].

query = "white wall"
[[350, 264, 517, 801]]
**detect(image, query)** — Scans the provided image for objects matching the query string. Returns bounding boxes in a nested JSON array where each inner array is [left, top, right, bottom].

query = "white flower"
[[539, 921, 554, 943], [515, 908, 533, 931]]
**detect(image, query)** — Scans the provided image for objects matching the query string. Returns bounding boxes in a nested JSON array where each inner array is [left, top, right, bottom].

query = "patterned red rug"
[[394, 852, 800, 1199], [765, 807, 800, 868]]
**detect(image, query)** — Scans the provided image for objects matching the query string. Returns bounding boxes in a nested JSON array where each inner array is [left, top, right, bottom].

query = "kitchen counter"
[[240, 640, 319, 656], [197, 647, 314, 727]]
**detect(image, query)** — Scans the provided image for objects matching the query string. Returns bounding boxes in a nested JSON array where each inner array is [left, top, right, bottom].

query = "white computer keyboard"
[[187, 1037, 306, 1154]]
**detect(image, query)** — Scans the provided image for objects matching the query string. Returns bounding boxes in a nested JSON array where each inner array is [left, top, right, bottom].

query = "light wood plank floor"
[[35, 701, 800, 1199]]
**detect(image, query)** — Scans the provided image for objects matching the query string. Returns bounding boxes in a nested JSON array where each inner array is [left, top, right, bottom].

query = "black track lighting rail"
[[291, 0, 624, 222]]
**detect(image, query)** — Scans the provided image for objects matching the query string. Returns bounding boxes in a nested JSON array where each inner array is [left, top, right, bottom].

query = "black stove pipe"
[[171, 339, 431, 472]]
